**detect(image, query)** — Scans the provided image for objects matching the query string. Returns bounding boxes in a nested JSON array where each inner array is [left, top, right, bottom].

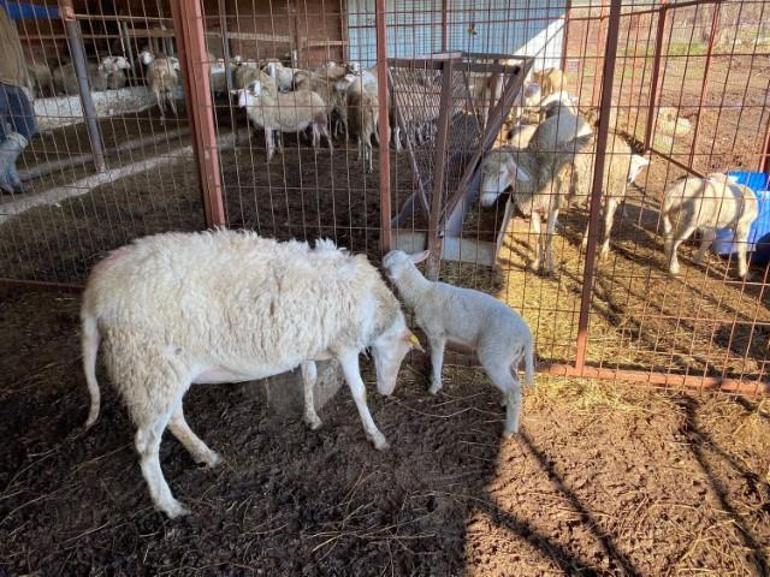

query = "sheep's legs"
[[694, 228, 716, 265], [168, 404, 221, 468], [668, 224, 698, 275], [265, 130, 275, 162], [427, 336, 446, 395], [320, 123, 333, 151], [482, 359, 523, 436], [735, 225, 751, 278], [599, 198, 619, 261], [339, 352, 388, 450], [542, 208, 559, 274], [301, 360, 322, 430], [528, 215, 542, 272], [136, 409, 189, 518], [167, 94, 178, 117]]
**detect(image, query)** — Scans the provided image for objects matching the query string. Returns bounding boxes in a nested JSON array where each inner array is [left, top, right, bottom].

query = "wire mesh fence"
[[0, 0, 768, 394]]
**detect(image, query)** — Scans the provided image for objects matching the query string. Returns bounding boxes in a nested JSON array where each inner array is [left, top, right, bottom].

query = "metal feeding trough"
[[388, 52, 533, 278]]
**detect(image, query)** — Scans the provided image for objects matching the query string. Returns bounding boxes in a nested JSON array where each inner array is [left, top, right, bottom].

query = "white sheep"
[[480, 129, 649, 272], [234, 79, 332, 162], [52, 61, 109, 95], [98, 55, 131, 90], [140, 50, 181, 119], [26, 61, 53, 97], [231, 56, 278, 93], [662, 172, 758, 278], [345, 77, 379, 173], [501, 123, 539, 149], [81, 231, 421, 518], [382, 250, 535, 436], [263, 60, 299, 92]]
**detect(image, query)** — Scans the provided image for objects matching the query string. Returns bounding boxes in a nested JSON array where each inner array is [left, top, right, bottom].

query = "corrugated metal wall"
[[347, 0, 566, 68]]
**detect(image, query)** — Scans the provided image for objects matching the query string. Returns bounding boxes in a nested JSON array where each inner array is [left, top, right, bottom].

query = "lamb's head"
[[371, 309, 423, 396], [382, 249, 429, 285], [262, 61, 283, 78], [233, 80, 263, 108], [139, 50, 155, 66], [628, 154, 650, 184], [479, 150, 531, 207]]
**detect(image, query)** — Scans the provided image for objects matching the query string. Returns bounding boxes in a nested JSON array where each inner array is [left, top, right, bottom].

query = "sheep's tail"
[[81, 311, 101, 429], [523, 336, 536, 388]]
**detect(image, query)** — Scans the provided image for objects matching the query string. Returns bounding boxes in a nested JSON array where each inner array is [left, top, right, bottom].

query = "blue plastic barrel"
[[712, 171, 770, 259]]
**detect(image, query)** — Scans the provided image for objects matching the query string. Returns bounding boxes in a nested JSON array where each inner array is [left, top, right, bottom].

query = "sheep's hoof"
[[162, 499, 191, 519], [305, 415, 323, 430], [428, 383, 442, 395], [669, 264, 680, 276], [372, 435, 390, 451], [197, 450, 223, 469], [503, 428, 519, 438]]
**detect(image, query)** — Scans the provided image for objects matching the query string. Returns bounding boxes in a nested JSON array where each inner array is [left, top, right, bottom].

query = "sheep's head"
[[628, 154, 650, 184], [233, 80, 262, 108], [346, 61, 362, 74], [371, 310, 423, 396], [382, 249, 429, 285], [114, 56, 131, 70], [479, 150, 531, 207], [139, 50, 154, 66]]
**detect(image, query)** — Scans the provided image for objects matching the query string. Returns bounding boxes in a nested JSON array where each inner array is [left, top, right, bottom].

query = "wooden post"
[[170, 0, 226, 228]]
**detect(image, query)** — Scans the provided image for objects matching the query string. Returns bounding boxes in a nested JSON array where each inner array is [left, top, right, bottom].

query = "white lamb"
[[662, 172, 758, 278], [382, 250, 535, 436], [140, 50, 181, 119], [234, 80, 332, 162], [81, 231, 421, 518]]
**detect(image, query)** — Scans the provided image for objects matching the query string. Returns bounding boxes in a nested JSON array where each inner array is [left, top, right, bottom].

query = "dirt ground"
[[0, 287, 769, 576]]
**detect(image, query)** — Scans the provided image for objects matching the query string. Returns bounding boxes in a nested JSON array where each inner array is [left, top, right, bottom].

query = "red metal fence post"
[[574, 0, 622, 373], [170, 0, 227, 228], [643, 2, 668, 151], [688, 3, 720, 169], [375, 0, 392, 254]]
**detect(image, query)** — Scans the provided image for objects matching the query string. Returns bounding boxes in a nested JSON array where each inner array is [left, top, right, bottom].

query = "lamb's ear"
[[505, 157, 531, 183], [409, 250, 430, 264], [403, 331, 425, 352]]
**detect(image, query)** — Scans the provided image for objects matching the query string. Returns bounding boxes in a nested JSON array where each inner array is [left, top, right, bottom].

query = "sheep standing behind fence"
[[662, 173, 758, 278], [382, 250, 535, 436], [140, 50, 180, 119], [346, 78, 379, 173], [81, 231, 420, 518], [234, 79, 332, 162]]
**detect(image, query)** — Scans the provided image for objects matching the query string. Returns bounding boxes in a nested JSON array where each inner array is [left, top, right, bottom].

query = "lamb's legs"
[[427, 336, 446, 395], [136, 407, 188, 518], [694, 228, 716, 265], [301, 360, 322, 430], [481, 358, 523, 436], [339, 351, 388, 450]]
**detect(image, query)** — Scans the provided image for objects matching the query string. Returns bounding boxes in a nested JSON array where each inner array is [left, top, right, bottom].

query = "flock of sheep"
[[478, 68, 758, 279]]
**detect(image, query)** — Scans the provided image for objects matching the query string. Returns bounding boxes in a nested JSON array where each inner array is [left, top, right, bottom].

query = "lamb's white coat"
[[662, 172, 758, 278], [382, 250, 535, 436], [81, 231, 417, 518]]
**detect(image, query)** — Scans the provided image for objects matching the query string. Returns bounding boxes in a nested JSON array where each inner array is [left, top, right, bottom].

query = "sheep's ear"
[[409, 250, 430, 264], [404, 331, 425, 352]]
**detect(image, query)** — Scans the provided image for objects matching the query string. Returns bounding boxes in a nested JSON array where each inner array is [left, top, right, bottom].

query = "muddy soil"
[[1, 288, 769, 576]]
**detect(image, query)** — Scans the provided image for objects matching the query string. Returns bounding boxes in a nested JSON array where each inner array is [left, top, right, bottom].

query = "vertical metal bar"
[[426, 59, 454, 280], [441, 0, 449, 52], [560, 0, 571, 71], [170, 0, 226, 228], [590, 2, 608, 109], [762, 116, 770, 174], [688, 3, 720, 169], [574, 0, 622, 373], [375, 0, 392, 254], [643, 3, 668, 151], [59, 0, 106, 173]]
